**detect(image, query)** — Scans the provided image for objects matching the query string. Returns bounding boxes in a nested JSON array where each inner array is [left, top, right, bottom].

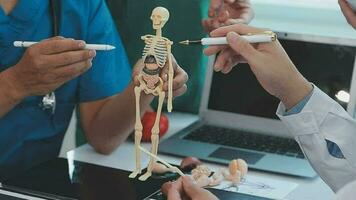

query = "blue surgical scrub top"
[[0, 0, 131, 178]]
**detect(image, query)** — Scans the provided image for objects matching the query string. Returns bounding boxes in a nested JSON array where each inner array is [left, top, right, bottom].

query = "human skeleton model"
[[129, 7, 174, 181]]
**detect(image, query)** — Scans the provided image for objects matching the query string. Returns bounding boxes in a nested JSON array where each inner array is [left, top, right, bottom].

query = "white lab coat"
[[335, 180, 356, 200], [276, 86, 356, 192]]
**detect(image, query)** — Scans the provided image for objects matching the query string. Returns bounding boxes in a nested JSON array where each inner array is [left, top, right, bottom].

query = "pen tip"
[[179, 40, 190, 45]]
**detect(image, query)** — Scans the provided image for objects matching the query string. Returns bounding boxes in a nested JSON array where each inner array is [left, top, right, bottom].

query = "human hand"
[[132, 55, 188, 98], [6, 37, 95, 99], [203, 0, 254, 33], [204, 24, 313, 109], [161, 176, 218, 200], [339, 0, 356, 29]]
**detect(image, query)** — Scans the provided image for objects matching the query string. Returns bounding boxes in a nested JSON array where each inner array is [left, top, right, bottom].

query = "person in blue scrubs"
[[0, 0, 188, 179]]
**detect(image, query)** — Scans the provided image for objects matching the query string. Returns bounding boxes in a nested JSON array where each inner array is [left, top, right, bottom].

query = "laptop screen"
[[208, 39, 356, 120]]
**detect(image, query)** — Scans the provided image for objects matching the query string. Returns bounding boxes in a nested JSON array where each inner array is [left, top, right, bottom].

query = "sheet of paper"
[[211, 174, 298, 199]]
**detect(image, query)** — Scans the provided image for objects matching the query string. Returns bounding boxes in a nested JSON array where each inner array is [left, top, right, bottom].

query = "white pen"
[[13, 41, 116, 51], [179, 31, 277, 46]]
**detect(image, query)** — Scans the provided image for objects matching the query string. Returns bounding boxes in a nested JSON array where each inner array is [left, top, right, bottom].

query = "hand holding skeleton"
[[132, 56, 188, 100]]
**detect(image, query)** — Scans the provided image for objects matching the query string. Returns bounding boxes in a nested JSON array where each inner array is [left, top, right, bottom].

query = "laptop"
[[159, 32, 356, 178]]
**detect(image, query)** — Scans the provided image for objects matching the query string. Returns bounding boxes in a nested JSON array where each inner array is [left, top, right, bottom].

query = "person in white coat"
[[163, 0, 356, 199]]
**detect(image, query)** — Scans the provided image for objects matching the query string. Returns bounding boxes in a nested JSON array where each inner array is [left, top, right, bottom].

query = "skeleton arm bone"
[[141, 35, 153, 42], [167, 43, 173, 112]]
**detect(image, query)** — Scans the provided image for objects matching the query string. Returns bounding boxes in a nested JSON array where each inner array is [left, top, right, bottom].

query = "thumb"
[[182, 176, 202, 198], [226, 32, 259, 62]]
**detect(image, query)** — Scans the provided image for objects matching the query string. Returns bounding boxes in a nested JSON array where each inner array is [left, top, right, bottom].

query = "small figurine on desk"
[[129, 7, 175, 181], [222, 159, 248, 185], [185, 157, 248, 187]]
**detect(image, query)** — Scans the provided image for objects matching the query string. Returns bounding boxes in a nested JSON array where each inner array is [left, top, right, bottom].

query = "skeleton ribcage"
[[142, 35, 170, 68]]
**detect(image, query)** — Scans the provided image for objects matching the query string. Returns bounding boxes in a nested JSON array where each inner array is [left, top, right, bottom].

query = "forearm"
[[277, 86, 356, 192], [86, 82, 153, 154], [0, 69, 24, 118], [278, 75, 313, 110]]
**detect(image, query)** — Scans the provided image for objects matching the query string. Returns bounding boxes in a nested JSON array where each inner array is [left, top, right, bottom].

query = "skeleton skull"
[[151, 7, 170, 30]]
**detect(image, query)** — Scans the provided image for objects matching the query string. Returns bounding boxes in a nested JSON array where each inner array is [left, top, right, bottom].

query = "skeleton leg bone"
[[139, 88, 165, 181], [129, 84, 144, 179], [138, 145, 184, 176]]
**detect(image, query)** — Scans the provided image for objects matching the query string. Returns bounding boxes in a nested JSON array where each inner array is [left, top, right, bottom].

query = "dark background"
[[209, 39, 356, 119]]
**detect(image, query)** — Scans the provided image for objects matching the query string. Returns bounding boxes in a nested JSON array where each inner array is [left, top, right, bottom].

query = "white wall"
[[59, 111, 77, 158], [251, 0, 356, 40]]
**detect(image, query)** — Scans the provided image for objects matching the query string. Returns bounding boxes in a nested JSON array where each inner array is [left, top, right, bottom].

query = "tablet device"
[[2, 158, 178, 200], [146, 188, 273, 200], [1, 158, 275, 200]]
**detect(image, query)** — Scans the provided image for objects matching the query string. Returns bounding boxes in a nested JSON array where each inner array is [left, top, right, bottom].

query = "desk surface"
[[67, 112, 334, 200]]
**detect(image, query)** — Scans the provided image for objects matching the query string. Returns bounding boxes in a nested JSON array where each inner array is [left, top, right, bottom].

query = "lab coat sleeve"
[[276, 86, 356, 192]]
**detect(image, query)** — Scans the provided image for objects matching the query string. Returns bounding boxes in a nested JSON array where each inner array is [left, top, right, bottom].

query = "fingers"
[[205, 24, 265, 57], [214, 48, 244, 73], [210, 23, 264, 37], [339, 0, 356, 27], [163, 65, 188, 90], [226, 31, 260, 62], [204, 44, 226, 56], [209, 0, 224, 17], [172, 84, 188, 98], [161, 181, 173, 195], [218, 9, 230, 23], [162, 56, 188, 97], [161, 54, 178, 80], [221, 55, 246, 74], [45, 49, 96, 67], [52, 59, 93, 83], [42, 36, 65, 42], [214, 48, 233, 71], [132, 60, 144, 86], [224, 18, 247, 26], [181, 176, 203, 198], [37, 38, 87, 55], [236, 9, 255, 24], [163, 69, 188, 98], [202, 18, 223, 33], [162, 179, 184, 200]]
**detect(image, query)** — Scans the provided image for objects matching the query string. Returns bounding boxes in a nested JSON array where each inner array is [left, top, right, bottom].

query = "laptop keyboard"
[[183, 125, 305, 159]]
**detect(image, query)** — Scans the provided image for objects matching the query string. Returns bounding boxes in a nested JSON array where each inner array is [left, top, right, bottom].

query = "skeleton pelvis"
[[138, 75, 163, 96], [143, 74, 160, 90]]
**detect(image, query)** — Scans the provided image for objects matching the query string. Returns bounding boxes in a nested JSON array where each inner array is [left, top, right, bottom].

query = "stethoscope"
[[41, 0, 59, 114]]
